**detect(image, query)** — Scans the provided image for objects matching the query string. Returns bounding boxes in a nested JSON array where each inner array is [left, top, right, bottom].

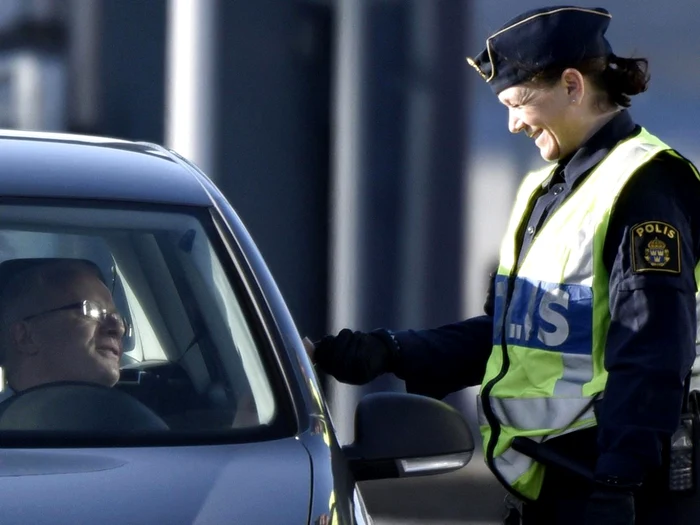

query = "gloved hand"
[[311, 328, 398, 385], [583, 489, 635, 525]]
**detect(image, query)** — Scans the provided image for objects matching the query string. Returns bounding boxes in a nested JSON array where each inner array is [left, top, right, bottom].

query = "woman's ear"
[[561, 68, 585, 104]]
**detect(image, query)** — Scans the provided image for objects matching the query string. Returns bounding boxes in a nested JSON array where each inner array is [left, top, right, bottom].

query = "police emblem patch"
[[631, 221, 680, 274]]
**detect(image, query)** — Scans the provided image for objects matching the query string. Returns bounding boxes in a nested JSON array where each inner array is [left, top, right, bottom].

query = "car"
[[0, 129, 476, 524]]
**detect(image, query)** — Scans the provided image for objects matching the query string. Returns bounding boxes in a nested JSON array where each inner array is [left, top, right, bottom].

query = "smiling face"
[[5, 262, 125, 390], [497, 69, 596, 161]]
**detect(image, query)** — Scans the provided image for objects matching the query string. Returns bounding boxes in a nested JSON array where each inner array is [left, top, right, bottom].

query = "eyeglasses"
[[23, 299, 129, 334]]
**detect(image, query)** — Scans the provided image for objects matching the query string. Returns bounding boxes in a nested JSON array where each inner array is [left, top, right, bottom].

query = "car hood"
[[0, 438, 311, 525]]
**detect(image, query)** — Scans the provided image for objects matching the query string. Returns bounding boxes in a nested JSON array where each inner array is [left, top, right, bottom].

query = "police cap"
[[466, 6, 613, 94]]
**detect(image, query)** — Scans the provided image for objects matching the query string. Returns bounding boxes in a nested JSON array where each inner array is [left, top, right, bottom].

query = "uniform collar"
[[557, 110, 639, 188]]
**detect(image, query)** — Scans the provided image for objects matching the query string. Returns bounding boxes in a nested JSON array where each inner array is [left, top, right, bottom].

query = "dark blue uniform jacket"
[[392, 110, 700, 484]]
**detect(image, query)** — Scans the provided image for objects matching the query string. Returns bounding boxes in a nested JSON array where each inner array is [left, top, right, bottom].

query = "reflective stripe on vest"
[[479, 128, 700, 501], [477, 395, 596, 431]]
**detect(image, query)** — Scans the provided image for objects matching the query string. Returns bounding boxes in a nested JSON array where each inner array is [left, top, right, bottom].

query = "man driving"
[[0, 259, 126, 399]]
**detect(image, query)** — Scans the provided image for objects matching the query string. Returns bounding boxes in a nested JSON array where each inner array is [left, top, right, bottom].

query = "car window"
[[0, 202, 291, 444]]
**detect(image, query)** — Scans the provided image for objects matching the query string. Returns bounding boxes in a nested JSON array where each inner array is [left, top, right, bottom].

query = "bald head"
[[0, 260, 104, 329]]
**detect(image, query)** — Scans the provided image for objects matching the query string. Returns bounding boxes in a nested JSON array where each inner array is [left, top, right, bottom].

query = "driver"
[[0, 259, 126, 400]]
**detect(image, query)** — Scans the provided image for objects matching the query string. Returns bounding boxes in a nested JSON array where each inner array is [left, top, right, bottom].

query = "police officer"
[[309, 6, 700, 525]]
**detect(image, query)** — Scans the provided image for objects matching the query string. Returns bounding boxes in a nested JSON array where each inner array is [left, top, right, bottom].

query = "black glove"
[[583, 489, 635, 525], [313, 328, 398, 385]]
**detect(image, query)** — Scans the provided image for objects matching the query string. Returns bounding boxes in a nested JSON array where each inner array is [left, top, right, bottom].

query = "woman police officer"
[[309, 6, 700, 524]]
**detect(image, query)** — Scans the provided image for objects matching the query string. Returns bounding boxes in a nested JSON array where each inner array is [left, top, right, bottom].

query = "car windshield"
[[0, 202, 291, 445]]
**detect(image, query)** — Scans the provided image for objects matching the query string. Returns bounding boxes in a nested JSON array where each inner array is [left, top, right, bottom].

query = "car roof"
[[0, 130, 214, 206]]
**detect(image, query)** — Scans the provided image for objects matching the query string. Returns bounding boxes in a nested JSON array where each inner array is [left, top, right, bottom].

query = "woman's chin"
[[537, 145, 560, 162]]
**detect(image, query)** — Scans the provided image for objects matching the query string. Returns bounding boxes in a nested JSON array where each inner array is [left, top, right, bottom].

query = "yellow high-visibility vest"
[[479, 128, 700, 500]]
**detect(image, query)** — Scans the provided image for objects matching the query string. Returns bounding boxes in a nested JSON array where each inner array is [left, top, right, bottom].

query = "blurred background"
[[1, 0, 698, 522]]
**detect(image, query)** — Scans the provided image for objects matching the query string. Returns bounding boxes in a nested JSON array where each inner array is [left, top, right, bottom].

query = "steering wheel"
[[0, 381, 169, 432]]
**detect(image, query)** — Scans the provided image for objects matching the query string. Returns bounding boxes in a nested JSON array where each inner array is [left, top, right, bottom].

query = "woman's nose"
[[508, 108, 523, 134]]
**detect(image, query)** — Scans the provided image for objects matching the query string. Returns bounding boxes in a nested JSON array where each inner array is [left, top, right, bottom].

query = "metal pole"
[[330, 0, 366, 332], [67, 0, 101, 133], [164, 0, 217, 176], [397, 0, 437, 327], [328, 0, 368, 444]]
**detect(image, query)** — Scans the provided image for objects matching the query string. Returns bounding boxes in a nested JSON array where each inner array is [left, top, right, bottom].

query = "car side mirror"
[[342, 392, 474, 481]]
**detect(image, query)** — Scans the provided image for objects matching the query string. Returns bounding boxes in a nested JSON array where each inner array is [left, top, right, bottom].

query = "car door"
[[0, 199, 324, 524]]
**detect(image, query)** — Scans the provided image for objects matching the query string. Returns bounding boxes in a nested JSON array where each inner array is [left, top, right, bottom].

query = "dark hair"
[[526, 54, 650, 109]]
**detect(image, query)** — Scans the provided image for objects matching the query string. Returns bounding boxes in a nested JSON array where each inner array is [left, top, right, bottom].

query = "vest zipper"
[[481, 270, 528, 500], [479, 189, 544, 502]]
